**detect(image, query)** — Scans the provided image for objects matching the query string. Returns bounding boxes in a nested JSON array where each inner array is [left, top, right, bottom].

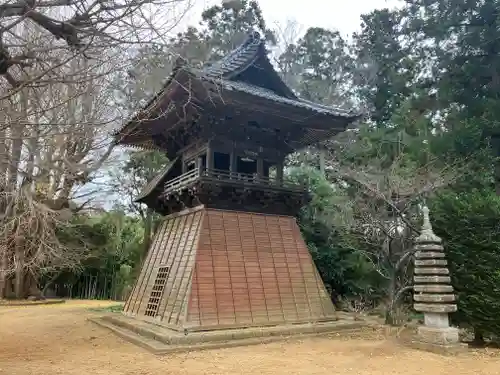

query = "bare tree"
[[0, 0, 192, 91], [325, 132, 462, 325], [0, 0, 192, 299]]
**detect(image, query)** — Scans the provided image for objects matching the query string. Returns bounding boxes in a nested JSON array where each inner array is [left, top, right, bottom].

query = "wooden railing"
[[163, 168, 199, 194], [163, 168, 305, 195]]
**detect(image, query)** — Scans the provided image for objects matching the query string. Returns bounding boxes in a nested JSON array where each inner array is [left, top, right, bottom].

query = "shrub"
[[431, 189, 500, 341]]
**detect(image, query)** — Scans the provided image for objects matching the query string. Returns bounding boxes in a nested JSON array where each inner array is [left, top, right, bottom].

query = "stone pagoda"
[[94, 32, 362, 350], [413, 206, 460, 350]]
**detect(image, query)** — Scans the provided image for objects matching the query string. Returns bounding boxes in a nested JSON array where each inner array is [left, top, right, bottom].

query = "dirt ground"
[[1, 301, 499, 375]]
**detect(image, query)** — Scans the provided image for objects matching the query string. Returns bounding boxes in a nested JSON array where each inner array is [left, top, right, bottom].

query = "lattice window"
[[144, 266, 169, 317]]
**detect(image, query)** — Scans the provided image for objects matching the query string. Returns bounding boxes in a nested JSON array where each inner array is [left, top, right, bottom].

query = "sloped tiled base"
[[124, 207, 337, 331], [90, 314, 367, 354]]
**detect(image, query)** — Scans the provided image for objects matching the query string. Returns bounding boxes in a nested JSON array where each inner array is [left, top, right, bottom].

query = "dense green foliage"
[[288, 167, 384, 304], [431, 190, 500, 339], [51, 211, 144, 299]]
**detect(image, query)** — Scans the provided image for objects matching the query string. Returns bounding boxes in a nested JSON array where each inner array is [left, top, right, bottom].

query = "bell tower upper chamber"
[[113, 32, 360, 217]]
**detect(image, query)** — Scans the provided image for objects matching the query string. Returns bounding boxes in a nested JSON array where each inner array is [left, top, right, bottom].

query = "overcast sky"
[[178, 0, 402, 38]]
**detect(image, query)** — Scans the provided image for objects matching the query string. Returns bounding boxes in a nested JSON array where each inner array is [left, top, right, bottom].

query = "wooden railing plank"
[[163, 168, 304, 195]]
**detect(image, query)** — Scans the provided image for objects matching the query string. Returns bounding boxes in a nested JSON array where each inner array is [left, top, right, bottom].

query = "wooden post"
[[276, 160, 284, 186], [257, 158, 264, 182], [197, 156, 203, 175], [229, 150, 237, 178], [206, 141, 214, 171]]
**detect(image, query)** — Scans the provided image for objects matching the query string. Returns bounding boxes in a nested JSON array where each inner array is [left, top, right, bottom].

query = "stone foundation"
[[90, 314, 368, 354]]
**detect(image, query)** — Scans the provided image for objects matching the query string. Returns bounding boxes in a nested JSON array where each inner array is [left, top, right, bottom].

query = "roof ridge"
[[202, 31, 263, 78]]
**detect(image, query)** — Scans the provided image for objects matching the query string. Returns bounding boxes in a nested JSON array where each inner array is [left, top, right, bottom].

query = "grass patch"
[[88, 303, 124, 313]]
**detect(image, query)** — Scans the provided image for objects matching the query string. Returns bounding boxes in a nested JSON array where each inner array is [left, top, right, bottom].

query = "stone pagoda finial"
[[416, 206, 442, 244], [412, 206, 460, 350]]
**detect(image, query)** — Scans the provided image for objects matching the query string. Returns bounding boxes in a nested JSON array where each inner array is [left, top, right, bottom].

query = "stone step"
[[414, 285, 454, 293], [414, 294, 455, 303], [415, 251, 445, 259], [414, 259, 447, 266], [414, 276, 451, 284], [415, 244, 444, 251], [414, 268, 449, 275], [414, 303, 457, 313]]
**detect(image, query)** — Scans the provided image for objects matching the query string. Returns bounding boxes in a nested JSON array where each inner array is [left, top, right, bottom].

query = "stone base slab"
[[394, 325, 467, 356], [405, 326, 466, 355], [417, 326, 459, 345], [407, 340, 468, 356], [90, 314, 368, 354]]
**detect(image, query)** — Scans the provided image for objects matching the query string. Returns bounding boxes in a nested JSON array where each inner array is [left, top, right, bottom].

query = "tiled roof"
[[115, 32, 360, 146], [135, 157, 178, 202], [198, 32, 357, 116], [203, 76, 358, 118], [202, 31, 263, 79]]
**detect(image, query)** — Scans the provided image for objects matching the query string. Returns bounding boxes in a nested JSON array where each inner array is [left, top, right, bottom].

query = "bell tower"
[[113, 32, 359, 332]]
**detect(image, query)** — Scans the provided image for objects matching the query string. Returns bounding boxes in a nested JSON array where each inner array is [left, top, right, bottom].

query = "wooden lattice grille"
[[144, 266, 170, 317]]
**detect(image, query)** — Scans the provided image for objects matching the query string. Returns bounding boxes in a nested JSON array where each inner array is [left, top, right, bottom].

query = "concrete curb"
[[0, 299, 66, 307]]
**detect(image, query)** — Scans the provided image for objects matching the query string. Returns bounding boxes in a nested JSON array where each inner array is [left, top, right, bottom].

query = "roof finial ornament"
[[416, 205, 441, 243], [422, 206, 432, 231]]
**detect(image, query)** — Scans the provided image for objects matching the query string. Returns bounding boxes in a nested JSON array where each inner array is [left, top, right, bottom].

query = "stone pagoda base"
[[417, 325, 459, 345], [90, 314, 367, 354], [411, 326, 466, 354], [409, 329, 466, 356]]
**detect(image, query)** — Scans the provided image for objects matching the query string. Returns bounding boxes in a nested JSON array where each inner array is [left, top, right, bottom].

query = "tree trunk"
[[385, 272, 397, 325], [14, 244, 25, 299], [0, 107, 7, 299], [318, 146, 326, 176], [0, 252, 6, 299], [472, 330, 485, 347]]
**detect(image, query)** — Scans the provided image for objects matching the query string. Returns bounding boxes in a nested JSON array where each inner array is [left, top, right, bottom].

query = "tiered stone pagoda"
[[413, 206, 460, 349], [111, 32, 359, 337]]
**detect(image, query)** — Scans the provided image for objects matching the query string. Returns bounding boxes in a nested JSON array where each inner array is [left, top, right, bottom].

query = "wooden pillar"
[[197, 156, 203, 175], [257, 158, 264, 182], [206, 141, 214, 170], [276, 160, 284, 186], [181, 158, 187, 174], [229, 150, 237, 178]]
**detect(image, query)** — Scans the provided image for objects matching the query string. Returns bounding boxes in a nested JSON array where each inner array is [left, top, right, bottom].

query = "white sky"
[[178, 0, 403, 38]]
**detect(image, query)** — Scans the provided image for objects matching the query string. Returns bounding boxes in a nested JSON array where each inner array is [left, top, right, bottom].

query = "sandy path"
[[0, 300, 499, 375]]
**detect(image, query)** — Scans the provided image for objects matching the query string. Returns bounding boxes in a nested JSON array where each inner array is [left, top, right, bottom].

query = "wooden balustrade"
[[163, 168, 304, 195]]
